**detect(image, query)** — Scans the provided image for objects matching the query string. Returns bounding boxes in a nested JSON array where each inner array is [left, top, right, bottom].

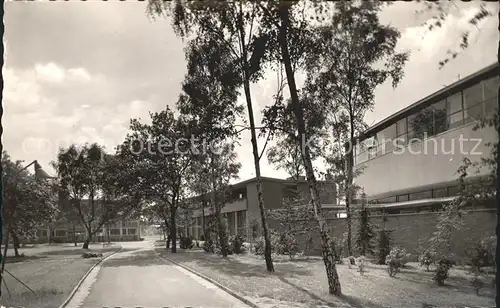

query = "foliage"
[[386, 247, 411, 277], [434, 258, 455, 286], [180, 236, 194, 249], [467, 236, 495, 274], [274, 232, 299, 260], [2, 152, 59, 240], [116, 106, 197, 253], [355, 195, 376, 256], [418, 249, 437, 272], [253, 236, 273, 256], [376, 230, 393, 265], [203, 239, 215, 253], [328, 236, 343, 264], [229, 234, 246, 254], [52, 144, 138, 248]]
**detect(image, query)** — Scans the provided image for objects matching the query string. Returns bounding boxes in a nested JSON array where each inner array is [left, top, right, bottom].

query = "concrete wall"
[[297, 209, 495, 261], [355, 123, 495, 197]]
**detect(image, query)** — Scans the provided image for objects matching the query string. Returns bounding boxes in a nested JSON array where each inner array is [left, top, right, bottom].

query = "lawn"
[[0, 244, 121, 308], [157, 245, 495, 308]]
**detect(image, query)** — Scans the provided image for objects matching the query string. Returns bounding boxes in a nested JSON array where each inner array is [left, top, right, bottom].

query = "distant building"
[[27, 198, 141, 244], [186, 176, 337, 240]]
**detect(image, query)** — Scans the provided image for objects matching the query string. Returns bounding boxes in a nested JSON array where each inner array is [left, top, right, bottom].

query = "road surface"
[[67, 238, 249, 308]]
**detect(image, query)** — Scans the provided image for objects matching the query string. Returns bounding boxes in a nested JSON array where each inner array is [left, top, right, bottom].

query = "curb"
[[158, 253, 260, 308], [58, 246, 123, 308]]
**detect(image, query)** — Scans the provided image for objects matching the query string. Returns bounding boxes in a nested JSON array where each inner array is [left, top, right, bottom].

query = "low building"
[[186, 176, 337, 240]]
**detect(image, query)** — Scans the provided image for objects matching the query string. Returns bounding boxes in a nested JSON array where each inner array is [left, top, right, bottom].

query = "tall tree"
[[256, 1, 345, 294], [2, 152, 59, 256], [52, 144, 137, 249], [149, 0, 276, 271], [305, 1, 408, 256], [117, 107, 196, 253]]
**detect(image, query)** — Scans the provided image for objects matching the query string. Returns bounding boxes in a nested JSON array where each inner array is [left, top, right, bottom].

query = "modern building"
[[353, 62, 497, 207], [319, 63, 498, 258], [187, 176, 337, 240], [26, 198, 141, 244]]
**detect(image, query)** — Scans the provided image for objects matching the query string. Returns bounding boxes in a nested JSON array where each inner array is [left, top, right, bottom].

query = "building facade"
[[308, 63, 498, 259], [353, 63, 497, 207], [187, 176, 337, 240]]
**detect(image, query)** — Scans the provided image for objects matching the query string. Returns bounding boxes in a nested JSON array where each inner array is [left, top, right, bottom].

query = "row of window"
[[370, 185, 460, 204], [354, 75, 499, 164], [35, 228, 138, 237]]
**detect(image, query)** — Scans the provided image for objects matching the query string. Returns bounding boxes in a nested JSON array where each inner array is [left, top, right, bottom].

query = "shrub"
[[376, 230, 392, 265], [229, 234, 246, 254], [418, 249, 436, 271], [203, 239, 215, 253], [468, 238, 495, 273], [358, 256, 366, 275], [252, 236, 265, 255], [349, 256, 356, 265], [327, 237, 343, 264], [386, 247, 410, 277], [180, 237, 194, 249], [275, 232, 299, 260], [434, 258, 455, 286]]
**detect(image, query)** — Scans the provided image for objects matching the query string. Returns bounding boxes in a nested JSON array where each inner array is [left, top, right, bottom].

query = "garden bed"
[[158, 247, 495, 308]]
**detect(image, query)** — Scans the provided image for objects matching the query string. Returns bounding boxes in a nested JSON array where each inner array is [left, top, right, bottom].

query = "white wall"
[[354, 122, 495, 197]]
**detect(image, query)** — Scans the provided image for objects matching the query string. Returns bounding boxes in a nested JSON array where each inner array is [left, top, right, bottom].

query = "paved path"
[[66, 239, 250, 308]]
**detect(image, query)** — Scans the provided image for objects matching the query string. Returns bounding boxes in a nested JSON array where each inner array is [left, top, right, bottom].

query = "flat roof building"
[[353, 62, 498, 207]]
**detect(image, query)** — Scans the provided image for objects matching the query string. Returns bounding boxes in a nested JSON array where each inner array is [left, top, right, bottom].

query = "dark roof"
[[357, 62, 498, 142]]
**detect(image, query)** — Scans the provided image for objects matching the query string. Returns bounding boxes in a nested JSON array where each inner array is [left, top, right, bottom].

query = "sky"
[[3, 1, 498, 181]]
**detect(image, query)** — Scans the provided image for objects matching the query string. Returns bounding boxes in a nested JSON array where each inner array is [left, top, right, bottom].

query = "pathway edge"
[[158, 253, 260, 308], [58, 246, 122, 308]]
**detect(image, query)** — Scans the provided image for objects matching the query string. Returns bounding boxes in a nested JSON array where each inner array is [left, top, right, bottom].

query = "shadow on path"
[[276, 275, 385, 308], [103, 249, 167, 267]]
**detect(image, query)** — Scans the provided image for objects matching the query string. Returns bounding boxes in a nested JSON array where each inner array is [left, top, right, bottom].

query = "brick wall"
[[295, 209, 496, 261]]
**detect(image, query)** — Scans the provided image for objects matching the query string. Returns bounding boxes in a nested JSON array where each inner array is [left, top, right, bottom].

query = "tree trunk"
[[237, 8, 274, 272], [277, 7, 341, 295], [494, 9, 499, 307], [73, 224, 77, 247], [211, 156, 228, 257], [345, 137, 354, 256], [170, 206, 177, 253], [10, 230, 20, 257], [82, 227, 92, 249], [82, 238, 90, 249]]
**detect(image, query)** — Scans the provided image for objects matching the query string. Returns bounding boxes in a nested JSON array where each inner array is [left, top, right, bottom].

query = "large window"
[[409, 190, 432, 201], [433, 100, 448, 135], [463, 82, 484, 123], [409, 107, 434, 139], [447, 92, 464, 129], [110, 228, 120, 235]]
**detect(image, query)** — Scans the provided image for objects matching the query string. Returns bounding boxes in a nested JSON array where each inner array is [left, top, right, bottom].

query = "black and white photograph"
[[1, 1, 499, 307]]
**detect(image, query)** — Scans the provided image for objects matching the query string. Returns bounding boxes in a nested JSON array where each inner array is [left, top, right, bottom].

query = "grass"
[[157, 247, 496, 308], [0, 245, 120, 308]]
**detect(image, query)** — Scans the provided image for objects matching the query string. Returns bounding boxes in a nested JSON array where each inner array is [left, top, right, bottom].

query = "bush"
[[377, 230, 392, 265], [253, 236, 274, 256], [349, 256, 356, 265], [468, 238, 495, 273], [386, 247, 410, 277], [434, 258, 455, 286], [328, 237, 343, 264], [203, 239, 215, 253], [180, 237, 194, 249], [274, 232, 299, 260], [229, 234, 246, 254], [358, 256, 366, 275], [418, 249, 436, 271]]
